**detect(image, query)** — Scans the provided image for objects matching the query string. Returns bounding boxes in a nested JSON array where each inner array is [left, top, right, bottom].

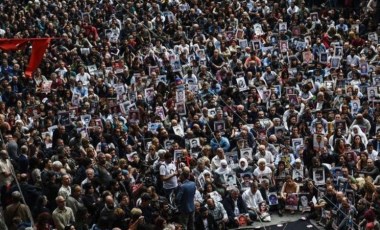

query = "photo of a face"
[[279, 41, 288, 52]]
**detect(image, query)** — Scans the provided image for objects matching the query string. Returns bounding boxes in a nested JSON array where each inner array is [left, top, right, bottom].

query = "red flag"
[[25, 38, 51, 78], [0, 39, 28, 51]]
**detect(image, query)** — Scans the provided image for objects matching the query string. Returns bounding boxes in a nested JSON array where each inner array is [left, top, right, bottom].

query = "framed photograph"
[[313, 167, 326, 186], [144, 87, 155, 102], [128, 110, 140, 124], [253, 23, 264, 36], [373, 77, 380, 86], [251, 40, 262, 51], [236, 77, 248, 92], [298, 193, 311, 212], [174, 149, 183, 164], [279, 22, 287, 33], [187, 83, 198, 92], [285, 193, 299, 210], [279, 40, 288, 52], [268, 193, 279, 206], [324, 81, 334, 91], [240, 148, 253, 161], [226, 31, 234, 41], [292, 168, 304, 184], [313, 134, 325, 150], [351, 99, 360, 115], [368, 32, 378, 43], [239, 39, 248, 49], [214, 121, 225, 132], [164, 139, 175, 150], [208, 108, 216, 117], [334, 46, 343, 57], [310, 12, 319, 22], [261, 90, 271, 102], [80, 114, 92, 127], [360, 63, 369, 75], [190, 138, 202, 154], [172, 60, 182, 72], [330, 57, 341, 69], [269, 35, 278, 45], [334, 121, 347, 135], [288, 94, 298, 104], [262, 46, 273, 54], [176, 89, 186, 102], [209, 191, 222, 202], [224, 174, 237, 186], [225, 152, 239, 166], [286, 87, 297, 95], [235, 29, 244, 39], [71, 93, 81, 106], [240, 174, 252, 191], [176, 102, 186, 115], [57, 111, 71, 127], [155, 106, 166, 121], [292, 138, 304, 152], [319, 52, 328, 63], [273, 85, 282, 97], [147, 122, 161, 134], [302, 51, 313, 64], [173, 125, 184, 137], [367, 86, 379, 101], [295, 41, 306, 51]]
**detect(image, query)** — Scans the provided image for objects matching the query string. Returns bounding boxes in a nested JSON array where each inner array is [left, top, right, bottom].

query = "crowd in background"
[[0, 0, 380, 229]]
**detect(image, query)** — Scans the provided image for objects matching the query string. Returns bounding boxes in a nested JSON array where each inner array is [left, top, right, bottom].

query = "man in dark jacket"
[[176, 167, 196, 230], [222, 188, 248, 228], [195, 206, 218, 230]]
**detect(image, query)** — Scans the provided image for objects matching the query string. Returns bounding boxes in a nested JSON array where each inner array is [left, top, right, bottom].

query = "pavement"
[[236, 212, 324, 229]]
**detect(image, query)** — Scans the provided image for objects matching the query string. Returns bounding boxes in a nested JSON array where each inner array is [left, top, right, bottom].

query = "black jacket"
[[195, 213, 218, 230]]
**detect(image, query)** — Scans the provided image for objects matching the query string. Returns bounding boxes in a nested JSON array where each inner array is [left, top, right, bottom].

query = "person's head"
[[164, 151, 172, 163], [230, 188, 240, 200], [312, 157, 320, 167], [62, 174, 71, 186], [258, 158, 266, 169], [250, 181, 259, 193], [0, 150, 8, 160], [206, 197, 215, 209], [341, 166, 349, 177], [56, 195, 66, 209]]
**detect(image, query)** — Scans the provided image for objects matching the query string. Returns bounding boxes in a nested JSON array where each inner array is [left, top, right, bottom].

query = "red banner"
[[0, 38, 51, 78]]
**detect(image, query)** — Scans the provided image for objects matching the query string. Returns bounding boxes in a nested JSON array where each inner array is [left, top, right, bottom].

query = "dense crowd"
[[0, 0, 380, 229]]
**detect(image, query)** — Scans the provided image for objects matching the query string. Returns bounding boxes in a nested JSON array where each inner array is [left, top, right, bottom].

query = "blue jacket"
[[210, 137, 230, 152], [176, 179, 196, 213]]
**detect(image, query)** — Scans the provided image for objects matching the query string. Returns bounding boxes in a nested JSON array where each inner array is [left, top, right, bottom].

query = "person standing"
[[159, 152, 178, 198], [4, 191, 31, 230], [0, 150, 14, 208], [176, 167, 196, 230], [52, 196, 75, 230]]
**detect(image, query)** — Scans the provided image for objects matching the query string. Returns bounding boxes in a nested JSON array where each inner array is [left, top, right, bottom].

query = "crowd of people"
[[0, 0, 380, 229]]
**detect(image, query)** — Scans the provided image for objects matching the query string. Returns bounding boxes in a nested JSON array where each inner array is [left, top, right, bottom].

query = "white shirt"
[[159, 162, 178, 189], [368, 150, 378, 161], [242, 189, 264, 210], [253, 167, 273, 183]]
